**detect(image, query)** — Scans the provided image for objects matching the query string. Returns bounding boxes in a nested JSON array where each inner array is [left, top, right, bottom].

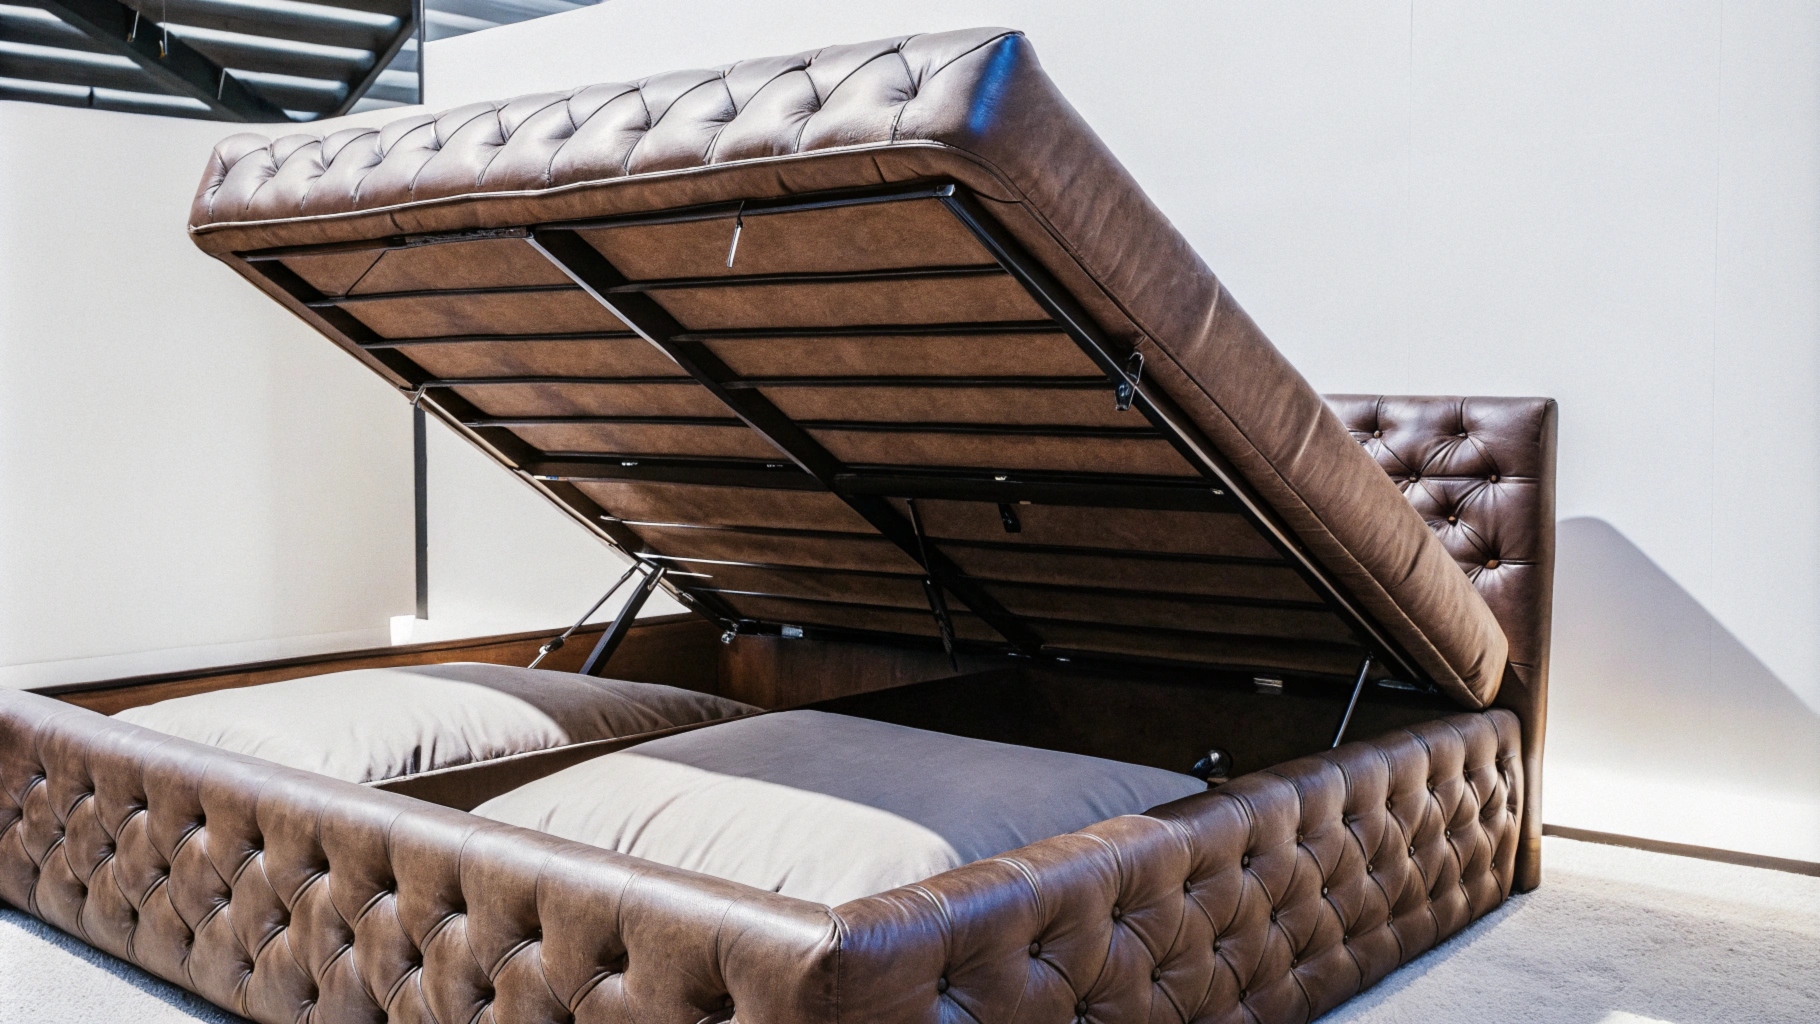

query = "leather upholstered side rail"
[[831, 710, 1522, 1024], [0, 687, 1519, 1024], [0, 690, 839, 1024]]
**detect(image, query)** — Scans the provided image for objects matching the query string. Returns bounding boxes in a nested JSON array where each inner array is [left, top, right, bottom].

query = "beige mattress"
[[474, 709, 1207, 905], [114, 662, 757, 784]]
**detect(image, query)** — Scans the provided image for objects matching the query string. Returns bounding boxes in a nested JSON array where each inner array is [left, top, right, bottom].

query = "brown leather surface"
[[187, 28, 1510, 710], [1326, 396, 1556, 892], [1, 687, 1519, 1023]]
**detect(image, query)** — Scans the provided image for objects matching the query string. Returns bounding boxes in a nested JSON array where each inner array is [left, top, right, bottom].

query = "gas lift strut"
[[527, 562, 670, 675], [906, 498, 960, 670]]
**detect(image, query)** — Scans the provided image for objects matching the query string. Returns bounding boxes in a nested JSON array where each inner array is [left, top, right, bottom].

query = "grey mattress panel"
[[115, 662, 758, 784], [474, 710, 1206, 905]]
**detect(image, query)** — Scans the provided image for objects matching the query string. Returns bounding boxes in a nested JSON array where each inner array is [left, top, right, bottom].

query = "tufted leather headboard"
[[1327, 395, 1556, 891]]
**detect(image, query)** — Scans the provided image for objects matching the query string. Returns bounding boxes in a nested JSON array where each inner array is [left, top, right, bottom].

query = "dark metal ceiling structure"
[[0, 0, 595, 121]]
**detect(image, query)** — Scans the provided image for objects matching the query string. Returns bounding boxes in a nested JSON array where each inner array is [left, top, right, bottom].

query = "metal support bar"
[[37, 0, 288, 120], [413, 403, 428, 619], [579, 566, 667, 676], [528, 563, 640, 668], [907, 499, 959, 669], [326, 0, 414, 116], [526, 227, 1045, 655], [1330, 655, 1373, 748], [935, 186, 1427, 688], [604, 264, 1003, 293]]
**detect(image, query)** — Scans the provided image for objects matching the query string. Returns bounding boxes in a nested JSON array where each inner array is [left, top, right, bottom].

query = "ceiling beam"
[[33, 0, 289, 120]]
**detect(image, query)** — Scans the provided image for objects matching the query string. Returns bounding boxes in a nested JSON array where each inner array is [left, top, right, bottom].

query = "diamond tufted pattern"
[[190, 29, 1027, 230], [1, 685, 1519, 1024], [0, 692, 839, 1024], [1326, 395, 1557, 893]]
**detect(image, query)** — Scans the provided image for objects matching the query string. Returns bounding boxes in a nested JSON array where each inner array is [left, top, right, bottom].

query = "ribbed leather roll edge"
[[184, 28, 1510, 710], [1, 688, 1521, 1024]]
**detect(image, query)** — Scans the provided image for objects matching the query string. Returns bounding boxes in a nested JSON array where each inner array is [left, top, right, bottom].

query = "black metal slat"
[[674, 320, 1061, 341], [146, 0, 398, 52], [526, 227, 1047, 655], [307, 284, 579, 307], [307, 264, 1007, 309], [724, 375, 1107, 390], [465, 414, 1159, 440], [527, 455, 1230, 512], [0, 45, 154, 91], [361, 331, 640, 349], [421, 375, 696, 388], [605, 265, 1004, 293], [0, 8, 109, 50], [168, 27, 372, 83], [702, 588, 1358, 653], [35, 0, 287, 120], [639, 553, 1325, 613], [326, 0, 411, 116], [541, 182, 961, 233], [527, 456, 820, 491]]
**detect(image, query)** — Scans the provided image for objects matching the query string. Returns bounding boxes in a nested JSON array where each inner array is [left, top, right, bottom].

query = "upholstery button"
[[1489, 474, 1500, 483], [1408, 845, 1416, 856], [1445, 830, 1452, 838], [1446, 515, 1457, 523], [1184, 881, 1193, 893], [1321, 887, 1329, 896], [1111, 906, 1122, 920], [1366, 864, 1375, 875], [1240, 855, 1250, 868], [936, 977, 949, 994], [1076, 999, 1088, 1014], [1371, 430, 1381, 438], [1029, 942, 1041, 957], [1485, 559, 1501, 569], [1269, 911, 1277, 923], [1151, 967, 1162, 982]]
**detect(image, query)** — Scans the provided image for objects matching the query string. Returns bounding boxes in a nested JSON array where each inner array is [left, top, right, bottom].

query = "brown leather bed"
[[0, 27, 1556, 1024]]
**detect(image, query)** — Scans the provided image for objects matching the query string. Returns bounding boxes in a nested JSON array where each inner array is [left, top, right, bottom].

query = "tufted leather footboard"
[[0, 689, 1520, 1024]]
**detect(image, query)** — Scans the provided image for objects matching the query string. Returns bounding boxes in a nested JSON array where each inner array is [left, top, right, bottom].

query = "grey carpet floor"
[[2, 837, 1816, 1023]]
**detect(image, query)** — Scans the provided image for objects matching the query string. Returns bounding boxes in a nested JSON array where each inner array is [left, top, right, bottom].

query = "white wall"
[[0, 103, 420, 687], [425, 0, 1820, 860], [0, 96, 684, 689], [414, 419, 683, 644]]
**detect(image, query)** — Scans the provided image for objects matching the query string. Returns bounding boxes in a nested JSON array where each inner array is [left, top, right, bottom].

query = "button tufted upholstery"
[[1326, 396, 1556, 892], [2, 686, 1520, 1024], [0, 693, 838, 1024], [188, 28, 1511, 712]]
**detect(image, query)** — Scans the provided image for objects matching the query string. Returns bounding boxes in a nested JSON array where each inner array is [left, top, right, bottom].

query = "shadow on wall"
[[1547, 517, 1820, 860]]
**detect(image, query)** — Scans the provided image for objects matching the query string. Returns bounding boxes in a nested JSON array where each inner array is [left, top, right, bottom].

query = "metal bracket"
[[1330, 655, 1373, 748], [1114, 351, 1145, 412], [997, 502, 1022, 533], [580, 565, 668, 676]]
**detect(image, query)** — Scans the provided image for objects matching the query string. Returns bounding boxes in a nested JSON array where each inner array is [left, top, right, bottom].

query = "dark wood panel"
[[43, 612, 721, 716], [717, 634, 1003, 709]]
